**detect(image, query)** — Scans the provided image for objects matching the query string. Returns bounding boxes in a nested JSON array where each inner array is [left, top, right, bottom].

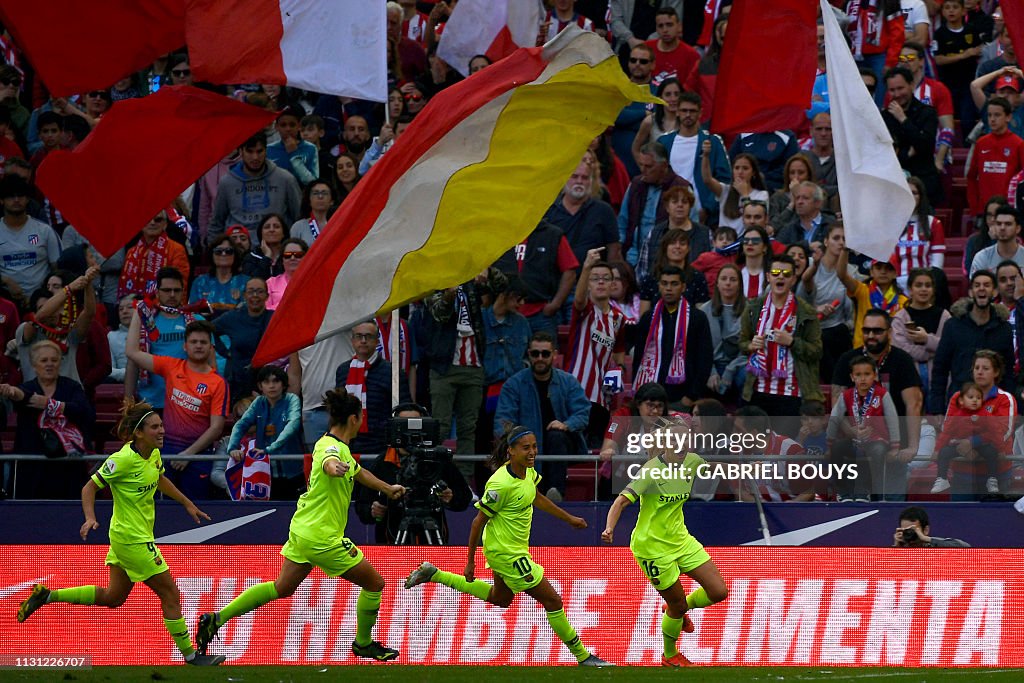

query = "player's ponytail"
[[489, 423, 532, 470], [116, 396, 157, 442], [323, 388, 363, 428]]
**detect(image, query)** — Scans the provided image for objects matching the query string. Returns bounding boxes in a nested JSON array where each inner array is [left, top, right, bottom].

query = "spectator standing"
[[967, 99, 1024, 218], [639, 185, 711, 279], [740, 254, 823, 433], [126, 318, 227, 499], [929, 270, 1015, 412], [209, 132, 302, 243], [889, 177, 946, 289], [882, 67, 943, 206], [289, 181, 334, 246], [799, 224, 855, 382], [805, 113, 839, 202], [266, 238, 308, 311], [478, 280, 531, 456], [638, 228, 709, 311], [776, 182, 833, 247], [698, 264, 747, 398], [612, 44, 656, 177], [701, 141, 770, 234], [969, 205, 1024, 275], [659, 92, 731, 222], [225, 225, 270, 280], [896, 42, 956, 174], [494, 221, 578, 336], [108, 294, 135, 382], [266, 106, 319, 186], [633, 265, 712, 409], [117, 211, 190, 300], [334, 321, 411, 457], [892, 268, 951, 395], [933, 0, 985, 128], [0, 176, 61, 306], [190, 236, 249, 317], [17, 267, 98, 384], [645, 8, 698, 83], [213, 278, 273, 402], [728, 131, 800, 194]]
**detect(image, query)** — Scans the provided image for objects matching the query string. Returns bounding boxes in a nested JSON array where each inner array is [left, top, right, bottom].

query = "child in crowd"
[[266, 106, 319, 185], [300, 114, 336, 184], [931, 381, 989, 493], [840, 259, 908, 348], [828, 356, 901, 501], [691, 225, 739, 292]]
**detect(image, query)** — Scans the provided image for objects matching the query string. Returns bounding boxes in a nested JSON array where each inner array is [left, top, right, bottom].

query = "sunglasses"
[[629, 58, 651, 65], [861, 327, 887, 336], [171, 69, 191, 77], [212, 247, 235, 256], [770, 268, 793, 277], [282, 252, 305, 260], [0, 78, 21, 87], [897, 54, 919, 62], [87, 91, 108, 98], [742, 237, 764, 245], [404, 93, 423, 102], [528, 349, 552, 358]]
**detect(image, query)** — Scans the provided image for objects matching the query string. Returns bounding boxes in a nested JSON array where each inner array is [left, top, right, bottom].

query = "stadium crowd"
[[1, 0, 1024, 508]]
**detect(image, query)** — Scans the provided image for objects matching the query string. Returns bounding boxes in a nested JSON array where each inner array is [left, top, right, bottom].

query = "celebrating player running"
[[405, 424, 613, 667], [196, 388, 405, 661], [16, 399, 224, 666], [603, 417, 729, 667]]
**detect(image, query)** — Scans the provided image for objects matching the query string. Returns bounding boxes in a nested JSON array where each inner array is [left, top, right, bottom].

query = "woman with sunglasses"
[[266, 238, 308, 311], [190, 235, 249, 317], [735, 225, 770, 299], [166, 54, 193, 87]]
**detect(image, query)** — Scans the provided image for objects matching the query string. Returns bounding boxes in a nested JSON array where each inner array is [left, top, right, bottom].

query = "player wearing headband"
[[16, 399, 224, 666], [404, 424, 613, 667]]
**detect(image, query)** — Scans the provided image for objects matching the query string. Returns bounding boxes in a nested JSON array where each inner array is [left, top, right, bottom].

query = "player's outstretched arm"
[[533, 492, 587, 529], [157, 475, 210, 525], [602, 494, 632, 544], [465, 510, 489, 581], [80, 479, 100, 541], [354, 467, 405, 500]]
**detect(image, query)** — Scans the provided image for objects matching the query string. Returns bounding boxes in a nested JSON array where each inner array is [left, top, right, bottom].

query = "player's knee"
[[708, 583, 728, 604], [544, 595, 563, 612], [161, 583, 182, 608], [107, 592, 128, 608], [365, 576, 385, 593], [275, 581, 296, 599], [490, 595, 513, 609], [666, 594, 687, 614]]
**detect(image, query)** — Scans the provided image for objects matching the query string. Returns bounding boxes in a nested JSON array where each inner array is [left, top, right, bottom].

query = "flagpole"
[[391, 309, 400, 409]]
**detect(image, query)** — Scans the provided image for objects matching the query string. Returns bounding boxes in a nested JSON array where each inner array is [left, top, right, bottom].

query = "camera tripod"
[[394, 510, 444, 545]]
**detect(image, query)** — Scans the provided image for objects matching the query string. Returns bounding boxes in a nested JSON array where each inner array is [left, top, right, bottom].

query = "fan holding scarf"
[[632, 265, 712, 408]]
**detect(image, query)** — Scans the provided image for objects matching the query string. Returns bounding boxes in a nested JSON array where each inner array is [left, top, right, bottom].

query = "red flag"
[[1003, 0, 1024, 64], [710, 0, 817, 136], [36, 86, 276, 257], [0, 1, 185, 96]]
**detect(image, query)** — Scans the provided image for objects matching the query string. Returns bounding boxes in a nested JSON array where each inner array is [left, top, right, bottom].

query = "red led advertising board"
[[1, 546, 1020, 666]]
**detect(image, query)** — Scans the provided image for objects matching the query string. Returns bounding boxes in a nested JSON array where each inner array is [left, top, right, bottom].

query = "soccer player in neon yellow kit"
[[196, 388, 406, 661], [404, 425, 613, 667], [602, 419, 728, 667], [16, 398, 225, 666]]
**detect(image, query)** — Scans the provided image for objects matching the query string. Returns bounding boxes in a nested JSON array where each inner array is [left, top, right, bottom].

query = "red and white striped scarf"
[[39, 397, 87, 455], [635, 299, 689, 386], [344, 352, 377, 433], [747, 293, 796, 380]]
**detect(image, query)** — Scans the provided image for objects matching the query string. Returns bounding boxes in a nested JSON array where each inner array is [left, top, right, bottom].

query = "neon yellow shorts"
[[485, 550, 545, 594], [105, 540, 169, 583], [280, 531, 364, 577], [634, 538, 711, 590]]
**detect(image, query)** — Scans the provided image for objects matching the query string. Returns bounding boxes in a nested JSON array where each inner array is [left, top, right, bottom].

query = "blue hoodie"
[[208, 158, 302, 244]]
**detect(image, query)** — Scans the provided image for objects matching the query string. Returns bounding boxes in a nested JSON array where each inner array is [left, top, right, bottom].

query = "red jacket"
[[967, 130, 1024, 215], [939, 387, 1015, 457]]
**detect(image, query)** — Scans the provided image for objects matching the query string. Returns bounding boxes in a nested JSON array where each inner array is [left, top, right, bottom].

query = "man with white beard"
[[541, 158, 621, 315]]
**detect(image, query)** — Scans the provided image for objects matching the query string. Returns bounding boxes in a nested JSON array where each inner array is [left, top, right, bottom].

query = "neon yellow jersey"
[[91, 442, 164, 544], [476, 464, 540, 558], [622, 453, 705, 559], [289, 433, 360, 545]]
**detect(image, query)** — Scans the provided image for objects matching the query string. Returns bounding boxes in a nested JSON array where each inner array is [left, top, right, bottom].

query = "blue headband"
[[508, 429, 534, 446]]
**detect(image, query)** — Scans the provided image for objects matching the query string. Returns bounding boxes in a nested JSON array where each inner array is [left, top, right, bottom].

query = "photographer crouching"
[[892, 506, 970, 548], [354, 404, 472, 544]]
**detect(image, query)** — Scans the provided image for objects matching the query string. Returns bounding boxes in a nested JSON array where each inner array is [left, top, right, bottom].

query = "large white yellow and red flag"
[[438, 0, 545, 77], [252, 27, 655, 365]]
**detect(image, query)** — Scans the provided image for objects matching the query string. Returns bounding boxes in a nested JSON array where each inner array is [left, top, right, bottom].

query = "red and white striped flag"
[[437, 0, 544, 77], [186, 0, 388, 102]]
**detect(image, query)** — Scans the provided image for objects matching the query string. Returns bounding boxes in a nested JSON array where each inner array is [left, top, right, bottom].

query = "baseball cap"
[[996, 75, 1022, 92], [225, 224, 250, 238]]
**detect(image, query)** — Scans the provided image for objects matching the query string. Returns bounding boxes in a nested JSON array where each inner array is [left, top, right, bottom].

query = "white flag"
[[820, 0, 914, 261], [437, 0, 544, 77]]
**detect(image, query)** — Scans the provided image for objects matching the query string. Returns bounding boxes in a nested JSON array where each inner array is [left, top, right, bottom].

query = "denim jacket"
[[482, 306, 531, 386]]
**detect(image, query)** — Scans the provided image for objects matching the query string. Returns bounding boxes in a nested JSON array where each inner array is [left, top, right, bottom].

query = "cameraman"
[[892, 506, 970, 548], [353, 404, 472, 544]]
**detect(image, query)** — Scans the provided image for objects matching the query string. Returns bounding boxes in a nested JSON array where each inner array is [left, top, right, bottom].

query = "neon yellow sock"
[[432, 569, 492, 601], [164, 617, 195, 658], [662, 613, 684, 657], [546, 609, 589, 662], [686, 588, 712, 610], [218, 581, 278, 624], [355, 589, 382, 647], [48, 585, 96, 605]]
